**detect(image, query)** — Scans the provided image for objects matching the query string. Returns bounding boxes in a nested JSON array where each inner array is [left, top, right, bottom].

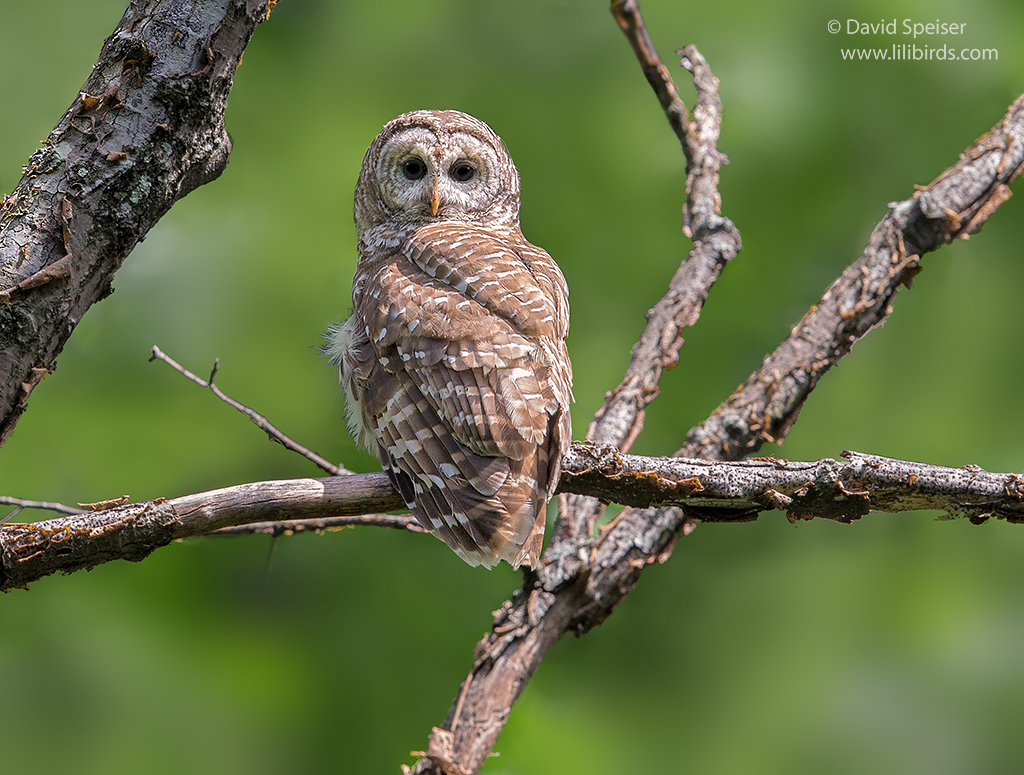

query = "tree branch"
[[0, 472, 403, 591], [149, 345, 353, 476], [207, 513, 423, 537], [1, 496, 86, 521], [682, 94, 1024, 461], [561, 445, 1024, 524], [556, 34, 741, 543], [4, 445, 1021, 590], [0, 0, 272, 448]]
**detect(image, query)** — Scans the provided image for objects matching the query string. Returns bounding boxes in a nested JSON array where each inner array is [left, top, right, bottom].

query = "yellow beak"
[[430, 188, 440, 217]]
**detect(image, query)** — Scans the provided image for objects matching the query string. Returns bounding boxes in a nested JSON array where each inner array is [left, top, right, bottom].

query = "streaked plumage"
[[327, 110, 572, 569]]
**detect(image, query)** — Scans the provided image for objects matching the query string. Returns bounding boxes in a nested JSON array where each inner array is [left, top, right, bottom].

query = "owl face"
[[355, 110, 521, 231]]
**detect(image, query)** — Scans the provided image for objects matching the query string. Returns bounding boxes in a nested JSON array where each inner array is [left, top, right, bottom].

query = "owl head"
[[354, 110, 522, 232]]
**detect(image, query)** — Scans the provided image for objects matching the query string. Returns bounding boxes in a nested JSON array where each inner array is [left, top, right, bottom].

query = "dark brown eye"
[[401, 158, 426, 180], [450, 160, 474, 182]]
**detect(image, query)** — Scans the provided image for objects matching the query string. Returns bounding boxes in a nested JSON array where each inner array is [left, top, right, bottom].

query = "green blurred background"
[[2, 0, 1024, 772]]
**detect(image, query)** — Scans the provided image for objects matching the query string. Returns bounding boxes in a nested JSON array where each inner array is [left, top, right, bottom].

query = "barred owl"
[[327, 110, 573, 569]]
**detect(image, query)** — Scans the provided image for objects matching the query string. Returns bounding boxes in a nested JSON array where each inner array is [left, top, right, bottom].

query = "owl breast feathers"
[[327, 110, 572, 569]]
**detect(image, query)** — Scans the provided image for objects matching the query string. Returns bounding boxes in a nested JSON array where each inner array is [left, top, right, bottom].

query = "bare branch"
[[0, 0, 273, 448], [683, 94, 1024, 461], [1, 496, 86, 521], [0, 472, 402, 591], [2, 496, 86, 516], [149, 345, 351, 476], [560, 445, 1024, 524], [406, 19, 1024, 775], [556, 28, 740, 542], [208, 513, 423, 537], [6, 444, 1021, 592]]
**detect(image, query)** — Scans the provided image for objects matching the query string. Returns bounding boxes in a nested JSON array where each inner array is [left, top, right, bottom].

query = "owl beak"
[[430, 188, 440, 217]]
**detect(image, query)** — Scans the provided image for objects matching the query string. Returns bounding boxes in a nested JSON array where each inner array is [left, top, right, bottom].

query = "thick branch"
[[0, 0, 271, 447], [5, 447, 1021, 592], [0, 473, 403, 591], [561, 445, 1024, 524]]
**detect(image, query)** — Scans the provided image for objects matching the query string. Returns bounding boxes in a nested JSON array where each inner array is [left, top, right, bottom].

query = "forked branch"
[[1, 1, 1021, 774], [682, 96, 1024, 461], [404, 6, 1024, 775]]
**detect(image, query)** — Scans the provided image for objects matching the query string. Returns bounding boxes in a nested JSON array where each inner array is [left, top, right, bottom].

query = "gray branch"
[[682, 96, 1024, 461], [0, 473, 406, 590], [555, 35, 741, 544], [2, 1, 1022, 774], [0, 0, 272, 447], [3, 445, 1021, 592], [561, 445, 1024, 524]]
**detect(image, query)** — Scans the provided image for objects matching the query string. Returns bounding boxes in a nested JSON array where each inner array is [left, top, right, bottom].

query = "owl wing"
[[348, 223, 571, 567]]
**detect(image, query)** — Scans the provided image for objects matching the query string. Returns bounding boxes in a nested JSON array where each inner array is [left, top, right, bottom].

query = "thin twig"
[[209, 513, 423, 536], [149, 345, 352, 476], [0, 495, 86, 520]]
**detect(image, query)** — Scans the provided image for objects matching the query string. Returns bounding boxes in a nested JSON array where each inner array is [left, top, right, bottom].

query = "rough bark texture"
[[7, 444, 1022, 591], [682, 96, 1024, 461], [0, 473, 403, 590], [2, 1, 1023, 773], [402, 17, 1024, 775], [557, 38, 740, 545], [0, 0, 271, 447]]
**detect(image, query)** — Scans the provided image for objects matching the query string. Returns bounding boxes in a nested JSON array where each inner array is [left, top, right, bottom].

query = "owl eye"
[[401, 158, 427, 180], [450, 160, 475, 182]]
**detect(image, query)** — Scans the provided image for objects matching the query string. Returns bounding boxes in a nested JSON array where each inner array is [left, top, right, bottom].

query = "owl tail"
[[385, 444, 549, 570], [455, 450, 547, 570], [484, 410, 563, 570]]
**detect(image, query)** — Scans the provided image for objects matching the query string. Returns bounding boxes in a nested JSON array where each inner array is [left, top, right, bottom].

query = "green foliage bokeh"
[[2, 0, 1024, 772]]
